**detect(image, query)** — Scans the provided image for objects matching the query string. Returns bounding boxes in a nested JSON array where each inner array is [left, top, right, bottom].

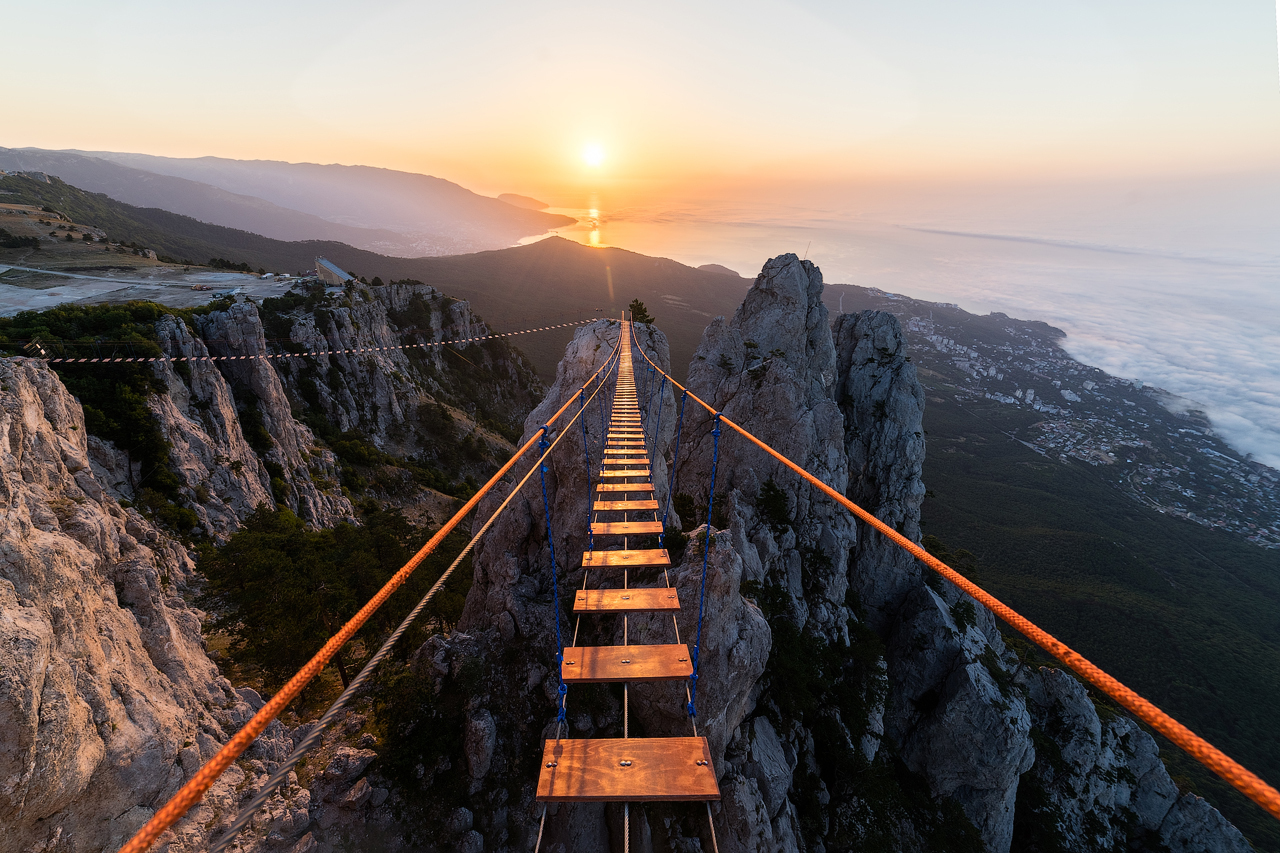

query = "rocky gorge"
[[0, 261, 1255, 852]]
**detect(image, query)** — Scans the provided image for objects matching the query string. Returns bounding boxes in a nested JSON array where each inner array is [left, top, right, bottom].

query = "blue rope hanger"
[[650, 373, 667, 462], [536, 425, 568, 726], [688, 411, 722, 719], [659, 390, 689, 549], [577, 388, 595, 550]]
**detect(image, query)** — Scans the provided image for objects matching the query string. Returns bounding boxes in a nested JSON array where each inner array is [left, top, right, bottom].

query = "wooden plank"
[[590, 521, 664, 535], [603, 449, 646, 455], [537, 737, 718, 802], [573, 587, 680, 613], [598, 470, 651, 478], [596, 483, 655, 492], [582, 548, 669, 567], [593, 499, 660, 511], [561, 644, 693, 683]]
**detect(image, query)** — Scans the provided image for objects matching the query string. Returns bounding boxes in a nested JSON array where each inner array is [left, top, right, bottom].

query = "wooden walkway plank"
[[537, 737, 718, 802], [598, 470, 651, 478], [596, 483, 655, 493], [573, 587, 679, 613], [561, 643, 693, 683], [590, 521, 664, 535], [593, 499, 660, 511], [582, 548, 669, 567]]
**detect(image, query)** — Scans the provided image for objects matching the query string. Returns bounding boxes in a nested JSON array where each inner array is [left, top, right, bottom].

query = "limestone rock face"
[[267, 283, 541, 461], [192, 302, 353, 528], [679, 254, 856, 639], [0, 357, 281, 853], [1021, 667, 1250, 853], [832, 310, 927, 631], [149, 314, 277, 540]]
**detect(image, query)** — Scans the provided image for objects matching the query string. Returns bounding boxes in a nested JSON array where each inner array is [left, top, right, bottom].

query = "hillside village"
[[838, 287, 1280, 550]]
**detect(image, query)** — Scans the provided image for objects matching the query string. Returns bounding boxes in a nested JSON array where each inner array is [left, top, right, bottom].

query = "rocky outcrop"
[[0, 357, 292, 853], [1018, 668, 1249, 852], [1, 282, 546, 853], [267, 283, 541, 461], [148, 314, 279, 539], [190, 302, 353, 529], [418, 254, 1250, 853], [833, 310, 927, 632], [3, 259, 1252, 853]]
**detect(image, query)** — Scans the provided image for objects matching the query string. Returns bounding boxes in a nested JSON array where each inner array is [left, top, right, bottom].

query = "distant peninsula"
[[498, 192, 549, 210], [697, 262, 742, 277]]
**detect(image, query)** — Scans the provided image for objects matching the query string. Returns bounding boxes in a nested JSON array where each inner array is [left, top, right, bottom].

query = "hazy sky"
[[6, 1, 1280, 201]]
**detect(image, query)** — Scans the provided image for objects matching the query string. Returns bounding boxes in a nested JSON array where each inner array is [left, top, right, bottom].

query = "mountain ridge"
[[2, 147, 572, 255]]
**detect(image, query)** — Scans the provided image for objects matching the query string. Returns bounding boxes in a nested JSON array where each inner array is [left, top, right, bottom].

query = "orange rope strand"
[[119, 327, 623, 853], [628, 325, 1280, 822]]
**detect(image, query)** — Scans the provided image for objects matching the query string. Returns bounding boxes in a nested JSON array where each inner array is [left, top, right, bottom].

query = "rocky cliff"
[[0, 357, 296, 853], [1, 281, 544, 852], [408, 255, 1250, 853], [0, 266, 1254, 853]]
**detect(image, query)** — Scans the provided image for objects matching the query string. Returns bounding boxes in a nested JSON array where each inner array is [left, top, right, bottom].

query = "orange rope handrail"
[[119, 324, 624, 853], [627, 323, 1280, 822]]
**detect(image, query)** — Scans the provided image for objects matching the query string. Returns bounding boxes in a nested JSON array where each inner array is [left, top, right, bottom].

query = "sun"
[[582, 143, 605, 167]]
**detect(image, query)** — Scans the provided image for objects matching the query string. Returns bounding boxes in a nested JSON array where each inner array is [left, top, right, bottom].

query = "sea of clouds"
[[560, 179, 1280, 469]]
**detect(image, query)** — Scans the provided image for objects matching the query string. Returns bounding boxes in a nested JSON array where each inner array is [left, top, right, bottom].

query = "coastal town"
[[842, 286, 1280, 549]]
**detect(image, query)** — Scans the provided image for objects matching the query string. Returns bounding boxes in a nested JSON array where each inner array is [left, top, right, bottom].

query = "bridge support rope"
[[205, 380, 613, 852], [629, 333, 1280, 824], [119, 324, 624, 853]]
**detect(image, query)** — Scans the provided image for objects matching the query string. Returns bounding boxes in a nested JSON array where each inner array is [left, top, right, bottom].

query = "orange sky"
[[5, 1, 1280, 207]]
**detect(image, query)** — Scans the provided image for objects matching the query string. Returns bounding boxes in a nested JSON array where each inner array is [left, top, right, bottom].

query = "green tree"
[[628, 299, 654, 324], [198, 504, 471, 690]]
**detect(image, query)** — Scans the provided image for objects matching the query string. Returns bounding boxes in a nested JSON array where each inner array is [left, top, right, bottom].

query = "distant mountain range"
[[0, 172, 750, 378], [0, 147, 572, 256]]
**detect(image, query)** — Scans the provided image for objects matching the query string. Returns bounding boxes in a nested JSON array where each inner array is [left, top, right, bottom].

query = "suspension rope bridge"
[[119, 318, 1280, 853]]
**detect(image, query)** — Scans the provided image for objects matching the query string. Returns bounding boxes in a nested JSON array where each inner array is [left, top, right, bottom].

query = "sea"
[[533, 195, 1280, 470]]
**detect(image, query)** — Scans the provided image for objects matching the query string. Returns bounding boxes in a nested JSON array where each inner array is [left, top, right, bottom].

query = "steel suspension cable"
[[650, 373, 667, 462], [659, 390, 689, 547], [120, 324, 624, 853], [627, 330, 1280, 823], [206, 396, 609, 853]]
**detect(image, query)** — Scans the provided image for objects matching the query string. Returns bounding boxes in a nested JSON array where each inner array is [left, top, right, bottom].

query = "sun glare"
[[582, 143, 605, 167]]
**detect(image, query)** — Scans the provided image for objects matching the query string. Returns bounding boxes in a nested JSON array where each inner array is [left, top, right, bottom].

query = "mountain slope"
[[0, 174, 749, 378], [75, 149, 574, 246], [0, 148, 419, 255]]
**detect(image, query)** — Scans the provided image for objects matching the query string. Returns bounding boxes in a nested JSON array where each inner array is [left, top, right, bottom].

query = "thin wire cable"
[[628, 331, 1280, 823], [206, 404, 602, 853], [120, 323, 625, 853], [32, 320, 596, 365], [579, 388, 595, 551], [650, 373, 667, 464]]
